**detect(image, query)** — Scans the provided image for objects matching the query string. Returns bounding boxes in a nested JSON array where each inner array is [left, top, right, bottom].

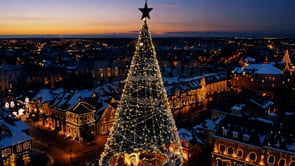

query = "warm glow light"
[[1, 0, 295, 36], [99, 11, 183, 165]]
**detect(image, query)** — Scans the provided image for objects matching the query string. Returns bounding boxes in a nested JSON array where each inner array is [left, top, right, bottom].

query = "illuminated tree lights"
[[99, 4, 184, 165]]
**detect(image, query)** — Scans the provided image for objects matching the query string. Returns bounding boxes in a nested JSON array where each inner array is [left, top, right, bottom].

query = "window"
[[249, 152, 257, 161], [217, 159, 231, 166], [107, 68, 112, 77], [227, 147, 233, 155], [237, 149, 243, 158], [232, 131, 239, 139], [219, 144, 225, 153], [278, 159, 285, 166], [243, 134, 250, 142], [222, 127, 228, 136], [290, 161, 295, 166], [267, 155, 275, 165], [99, 68, 104, 77]]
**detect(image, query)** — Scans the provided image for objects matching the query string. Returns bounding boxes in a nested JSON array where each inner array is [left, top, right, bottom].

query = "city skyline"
[[1, 0, 295, 37]]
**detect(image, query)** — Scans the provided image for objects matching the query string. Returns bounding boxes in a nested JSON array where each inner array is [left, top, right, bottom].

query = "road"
[[24, 98, 210, 166], [174, 99, 211, 129], [25, 119, 107, 166]]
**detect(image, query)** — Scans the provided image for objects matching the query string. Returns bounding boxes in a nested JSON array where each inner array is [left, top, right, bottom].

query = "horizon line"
[[1, 31, 295, 39]]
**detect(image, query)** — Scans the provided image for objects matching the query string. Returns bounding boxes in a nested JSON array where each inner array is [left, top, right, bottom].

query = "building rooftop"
[[0, 116, 31, 149], [235, 63, 284, 75], [215, 113, 295, 153]]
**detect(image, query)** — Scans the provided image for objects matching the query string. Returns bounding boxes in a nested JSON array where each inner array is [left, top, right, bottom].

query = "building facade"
[[65, 101, 96, 142], [96, 98, 117, 135], [212, 115, 295, 166], [0, 119, 32, 166]]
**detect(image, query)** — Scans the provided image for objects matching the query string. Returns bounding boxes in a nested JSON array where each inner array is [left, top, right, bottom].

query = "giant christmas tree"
[[99, 1, 183, 165]]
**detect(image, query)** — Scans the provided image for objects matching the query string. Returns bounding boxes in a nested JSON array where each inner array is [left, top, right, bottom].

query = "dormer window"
[[232, 131, 239, 139], [275, 140, 280, 148], [222, 128, 228, 136], [219, 144, 225, 153], [243, 133, 250, 142]]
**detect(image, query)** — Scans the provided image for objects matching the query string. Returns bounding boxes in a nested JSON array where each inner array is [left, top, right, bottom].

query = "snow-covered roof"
[[268, 112, 279, 117], [205, 119, 216, 130], [31, 88, 63, 104], [243, 63, 283, 75], [244, 57, 256, 63], [284, 112, 295, 116], [232, 67, 243, 73], [0, 119, 31, 149], [31, 83, 117, 118], [249, 99, 274, 110], [286, 143, 295, 152], [250, 117, 273, 125], [69, 101, 96, 114], [231, 104, 246, 111], [178, 128, 205, 144], [178, 128, 193, 141], [164, 72, 226, 96], [193, 117, 223, 132]]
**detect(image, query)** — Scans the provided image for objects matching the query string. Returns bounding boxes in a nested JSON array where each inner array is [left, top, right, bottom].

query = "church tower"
[[99, 1, 183, 165], [199, 73, 207, 101]]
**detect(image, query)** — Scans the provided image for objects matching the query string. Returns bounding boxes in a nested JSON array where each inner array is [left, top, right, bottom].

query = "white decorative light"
[[5, 102, 9, 109], [99, 15, 183, 166], [10, 101, 15, 108], [25, 97, 30, 103]]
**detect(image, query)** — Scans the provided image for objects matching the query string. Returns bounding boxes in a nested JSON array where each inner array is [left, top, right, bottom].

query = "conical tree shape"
[[99, 18, 183, 166], [282, 49, 295, 72]]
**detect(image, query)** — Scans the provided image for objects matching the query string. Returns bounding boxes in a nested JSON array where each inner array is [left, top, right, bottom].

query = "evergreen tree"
[[99, 1, 183, 166]]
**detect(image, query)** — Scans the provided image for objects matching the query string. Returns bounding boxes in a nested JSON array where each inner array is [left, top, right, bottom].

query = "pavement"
[[32, 148, 55, 166], [23, 117, 107, 166]]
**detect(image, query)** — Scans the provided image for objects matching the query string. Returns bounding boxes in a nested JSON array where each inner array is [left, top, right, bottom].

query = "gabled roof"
[[164, 72, 226, 96], [242, 63, 283, 75], [0, 119, 32, 149], [215, 115, 273, 146], [32, 88, 63, 104], [68, 101, 95, 114], [97, 104, 116, 124]]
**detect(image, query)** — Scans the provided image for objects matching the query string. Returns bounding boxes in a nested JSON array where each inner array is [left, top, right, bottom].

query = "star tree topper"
[[139, 0, 153, 20]]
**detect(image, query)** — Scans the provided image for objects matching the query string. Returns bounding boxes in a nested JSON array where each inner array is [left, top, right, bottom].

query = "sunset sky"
[[1, 0, 295, 36]]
